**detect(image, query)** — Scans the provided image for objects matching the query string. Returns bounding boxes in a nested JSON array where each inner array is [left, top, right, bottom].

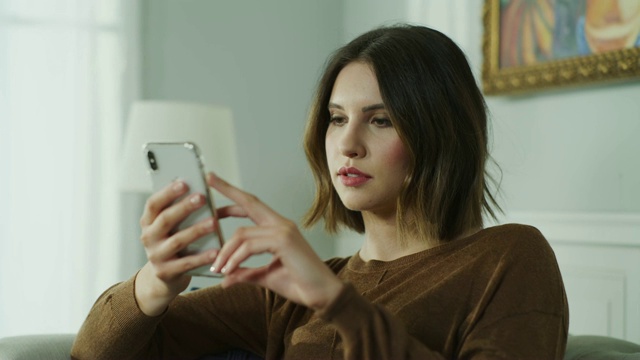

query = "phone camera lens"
[[147, 151, 158, 171]]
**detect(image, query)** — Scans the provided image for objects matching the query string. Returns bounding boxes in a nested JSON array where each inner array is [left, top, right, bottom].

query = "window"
[[0, 0, 137, 336]]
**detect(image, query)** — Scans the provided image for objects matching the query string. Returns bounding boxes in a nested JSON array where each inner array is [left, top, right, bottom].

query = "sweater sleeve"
[[71, 275, 268, 360]]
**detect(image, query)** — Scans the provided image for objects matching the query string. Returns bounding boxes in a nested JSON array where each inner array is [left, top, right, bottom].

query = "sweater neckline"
[[346, 226, 487, 273]]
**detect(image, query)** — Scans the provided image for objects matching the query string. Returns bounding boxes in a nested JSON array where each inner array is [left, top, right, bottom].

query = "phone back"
[[143, 142, 223, 276]]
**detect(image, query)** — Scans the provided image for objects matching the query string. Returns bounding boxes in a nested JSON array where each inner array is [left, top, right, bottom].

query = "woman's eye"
[[371, 117, 392, 127], [330, 116, 347, 126]]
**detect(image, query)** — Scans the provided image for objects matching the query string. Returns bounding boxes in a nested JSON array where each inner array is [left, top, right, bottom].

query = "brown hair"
[[303, 24, 501, 243]]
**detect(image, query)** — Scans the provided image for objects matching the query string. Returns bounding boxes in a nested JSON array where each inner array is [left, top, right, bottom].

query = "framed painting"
[[482, 0, 640, 95]]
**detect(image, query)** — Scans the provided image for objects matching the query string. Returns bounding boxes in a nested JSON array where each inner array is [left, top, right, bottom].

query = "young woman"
[[72, 24, 568, 359]]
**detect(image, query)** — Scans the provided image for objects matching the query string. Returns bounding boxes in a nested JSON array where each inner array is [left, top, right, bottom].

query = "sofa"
[[1, 333, 639, 359]]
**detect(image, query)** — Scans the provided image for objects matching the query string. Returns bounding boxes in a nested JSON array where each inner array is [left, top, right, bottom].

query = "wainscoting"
[[504, 212, 640, 343]]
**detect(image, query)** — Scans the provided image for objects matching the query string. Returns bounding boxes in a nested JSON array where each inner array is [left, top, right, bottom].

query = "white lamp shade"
[[120, 101, 241, 192]]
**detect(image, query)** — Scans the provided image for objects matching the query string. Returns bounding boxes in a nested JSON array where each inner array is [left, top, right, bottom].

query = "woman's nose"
[[338, 124, 366, 158]]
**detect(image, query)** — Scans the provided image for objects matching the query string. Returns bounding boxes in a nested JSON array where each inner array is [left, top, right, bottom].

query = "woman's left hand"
[[207, 172, 344, 312]]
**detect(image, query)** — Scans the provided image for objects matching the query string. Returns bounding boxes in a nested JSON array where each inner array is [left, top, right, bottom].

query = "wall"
[[140, 0, 344, 285], [462, 4, 640, 215]]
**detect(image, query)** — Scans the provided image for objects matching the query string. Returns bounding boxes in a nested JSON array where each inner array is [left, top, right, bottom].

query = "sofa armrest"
[[564, 335, 640, 360], [0, 333, 75, 360]]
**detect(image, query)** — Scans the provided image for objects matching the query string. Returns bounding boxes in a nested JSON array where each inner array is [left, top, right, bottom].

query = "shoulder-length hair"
[[303, 24, 501, 243]]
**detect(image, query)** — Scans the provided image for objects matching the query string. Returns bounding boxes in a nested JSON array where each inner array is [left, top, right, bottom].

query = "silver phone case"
[[143, 142, 223, 277]]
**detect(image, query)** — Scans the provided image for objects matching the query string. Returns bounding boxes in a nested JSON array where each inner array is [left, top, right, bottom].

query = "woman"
[[72, 24, 568, 359]]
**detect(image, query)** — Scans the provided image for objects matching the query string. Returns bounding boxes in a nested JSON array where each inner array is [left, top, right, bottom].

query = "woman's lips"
[[338, 167, 372, 187]]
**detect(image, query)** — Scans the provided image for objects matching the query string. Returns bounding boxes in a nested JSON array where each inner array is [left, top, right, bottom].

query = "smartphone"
[[143, 142, 223, 277]]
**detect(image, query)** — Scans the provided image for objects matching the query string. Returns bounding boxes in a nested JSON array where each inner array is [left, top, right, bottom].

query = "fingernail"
[[211, 260, 221, 272], [173, 181, 185, 192], [190, 194, 202, 205], [221, 265, 228, 274]]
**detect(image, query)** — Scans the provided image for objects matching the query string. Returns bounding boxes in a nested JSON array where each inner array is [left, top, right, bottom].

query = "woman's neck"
[[358, 211, 435, 262], [357, 211, 482, 262]]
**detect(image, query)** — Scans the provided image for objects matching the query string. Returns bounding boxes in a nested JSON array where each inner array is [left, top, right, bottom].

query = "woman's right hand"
[[134, 180, 220, 316]]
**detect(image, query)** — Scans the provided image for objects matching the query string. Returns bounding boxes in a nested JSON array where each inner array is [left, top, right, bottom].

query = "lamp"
[[120, 101, 241, 193]]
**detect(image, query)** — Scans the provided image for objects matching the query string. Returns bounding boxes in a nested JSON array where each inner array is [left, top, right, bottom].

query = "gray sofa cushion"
[[0, 334, 75, 360], [564, 335, 640, 360], [1, 333, 639, 359]]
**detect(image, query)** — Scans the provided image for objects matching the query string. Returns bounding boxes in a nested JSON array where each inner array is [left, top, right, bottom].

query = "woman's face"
[[325, 61, 410, 217]]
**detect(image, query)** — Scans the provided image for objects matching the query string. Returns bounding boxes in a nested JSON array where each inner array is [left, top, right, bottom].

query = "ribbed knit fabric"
[[72, 224, 568, 359]]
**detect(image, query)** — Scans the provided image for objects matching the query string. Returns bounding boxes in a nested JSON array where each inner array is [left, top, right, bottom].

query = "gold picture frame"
[[482, 0, 640, 95]]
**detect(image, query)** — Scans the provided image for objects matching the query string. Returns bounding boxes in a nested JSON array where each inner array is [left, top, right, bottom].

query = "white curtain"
[[0, 0, 139, 337]]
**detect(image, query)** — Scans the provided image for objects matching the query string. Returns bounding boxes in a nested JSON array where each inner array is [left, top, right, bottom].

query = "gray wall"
[[140, 0, 344, 270], [462, 0, 640, 214]]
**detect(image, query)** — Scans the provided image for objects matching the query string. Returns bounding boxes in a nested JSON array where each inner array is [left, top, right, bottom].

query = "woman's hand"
[[208, 172, 344, 312], [135, 181, 220, 316]]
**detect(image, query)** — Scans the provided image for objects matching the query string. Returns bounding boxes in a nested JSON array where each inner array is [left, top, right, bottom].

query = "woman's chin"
[[339, 198, 368, 212], [342, 202, 364, 212]]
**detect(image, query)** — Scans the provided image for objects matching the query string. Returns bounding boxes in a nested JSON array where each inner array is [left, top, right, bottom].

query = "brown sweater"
[[71, 224, 568, 359]]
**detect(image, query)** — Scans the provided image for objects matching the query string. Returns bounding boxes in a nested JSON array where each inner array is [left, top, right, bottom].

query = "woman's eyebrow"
[[328, 102, 386, 112], [328, 102, 343, 110], [361, 103, 385, 112]]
